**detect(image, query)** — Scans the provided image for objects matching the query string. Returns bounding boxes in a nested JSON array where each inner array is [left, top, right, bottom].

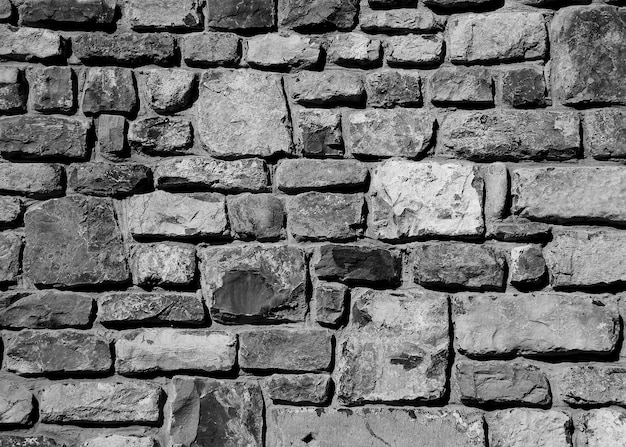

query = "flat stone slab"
[[265, 374, 332, 405], [0, 163, 64, 198], [574, 408, 626, 447], [18, 0, 116, 27], [487, 409, 571, 447], [562, 364, 626, 406], [0, 380, 33, 426]]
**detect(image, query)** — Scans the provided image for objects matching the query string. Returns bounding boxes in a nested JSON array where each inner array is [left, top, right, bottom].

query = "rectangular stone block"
[[73, 32, 177, 66], [360, 6, 445, 33], [583, 109, 626, 160], [128, 0, 202, 30], [0, 380, 33, 426], [487, 409, 571, 447], [288, 71, 365, 107], [128, 117, 193, 156], [18, 0, 116, 28], [227, 193, 285, 241], [207, 0, 274, 30], [130, 242, 196, 287], [181, 33, 241, 67], [365, 71, 422, 108], [0, 162, 62, 199], [0, 196, 21, 228], [562, 365, 626, 406], [327, 34, 381, 68], [82, 67, 137, 116], [292, 107, 344, 157], [246, 34, 321, 70], [0, 26, 63, 62], [0, 231, 21, 284], [29, 66, 74, 114], [0, 67, 26, 114], [67, 163, 150, 198], [265, 374, 332, 405], [278, 0, 358, 31], [574, 408, 626, 447], [275, 159, 368, 193], [385, 34, 444, 68], [430, 66, 493, 106]]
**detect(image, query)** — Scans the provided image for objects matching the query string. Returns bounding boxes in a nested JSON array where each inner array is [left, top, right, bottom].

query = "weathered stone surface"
[[24, 195, 129, 287], [276, 159, 368, 193], [128, 0, 202, 30], [413, 242, 506, 291], [584, 109, 626, 159], [0, 163, 63, 198], [0, 116, 89, 160], [369, 0, 416, 7], [168, 377, 263, 447], [0, 381, 32, 426], [365, 71, 422, 108], [0, 26, 63, 62], [207, 0, 274, 30], [344, 109, 435, 158], [29, 66, 74, 114], [510, 244, 546, 287], [267, 407, 486, 447], [289, 70, 365, 106], [198, 245, 307, 324], [551, 6, 626, 105], [182, 32, 240, 67], [0, 436, 67, 447], [368, 160, 484, 239], [430, 66, 492, 105], [314, 281, 347, 326], [0, 290, 93, 329], [313, 244, 400, 286], [338, 288, 449, 404], [438, 111, 579, 161], [544, 228, 626, 289], [449, 12, 547, 64], [0, 0, 11, 21], [327, 33, 381, 67], [82, 435, 155, 447], [292, 108, 343, 157], [562, 365, 626, 406], [574, 408, 626, 447], [0, 67, 26, 114], [143, 69, 197, 114], [130, 243, 196, 286], [0, 196, 21, 227], [126, 191, 228, 239], [278, 0, 358, 31], [227, 193, 285, 240], [68, 163, 151, 198], [266, 374, 331, 405], [0, 232, 21, 284], [453, 293, 619, 358], [511, 167, 626, 224], [386, 34, 444, 67], [501, 66, 546, 108], [487, 218, 551, 242], [482, 162, 507, 221], [73, 33, 177, 66], [116, 329, 236, 375], [286, 192, 364, 241], [154, 156, 268, 193], [128, 117, 193, 156], [456, 360, 551, 406], [423, 0, 495, 10], [360, 7, 445, 33], [239, 329, 333, 372], [99, 291, 204, 326], [5, 330, 111, 375], [198, 70, 292, 158], [488, 409, 571, 447], [83, 67, 137, 115], [97, 115, 127, 160], [40, 381, 162, 424], [18, 0, 116, 27], [247, 34, 321, 69]]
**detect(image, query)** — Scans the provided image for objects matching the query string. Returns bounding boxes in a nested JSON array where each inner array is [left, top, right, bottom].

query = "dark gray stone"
[[292, 108, 344, 157], [510, 245, 546, 287], [502, 66, 546, 108], [73, 32, 177, 66], [430, 66, 493, 106], [314, 281, 347, 326], [0, 163, 64, 198], [29, 66, 74, 114], [128, 0, 202, 30], [266, 374, 332, 405], [227, 193, 285, 241], [487, 218, 551, 242], [0, 67, 26, 114], [68, 163, 151, 197], [365, 71, 422, 108], [18, 0, 116, 28], [0, 231, 21, 284], [207, 0, 274, 30], [82, 67, 137, 116], [99, 292, 205, 326], [288, 71, 365, 107], [128, 117, 193, 156], [181, 32, 240, 67], [275, 159, 368, 193], [97, 115, 128, 160], [278, 0, 359, 31]]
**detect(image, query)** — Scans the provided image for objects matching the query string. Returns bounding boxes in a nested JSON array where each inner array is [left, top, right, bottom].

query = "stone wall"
[[0, 0, 624, 445]]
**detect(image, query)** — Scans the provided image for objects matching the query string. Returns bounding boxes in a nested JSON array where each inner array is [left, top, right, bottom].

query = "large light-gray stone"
[[562, 365, 626, 406], [0, 26, 63, 62], [0, 381, 33, 426], [487, 409, 571, 447], [574, 408, 626, 447], [0, 163, 63, 198], [130, 243, 196, 287]]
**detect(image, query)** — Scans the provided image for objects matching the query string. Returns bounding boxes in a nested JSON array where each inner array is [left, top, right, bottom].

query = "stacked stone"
[[0, 0, 624, 445]]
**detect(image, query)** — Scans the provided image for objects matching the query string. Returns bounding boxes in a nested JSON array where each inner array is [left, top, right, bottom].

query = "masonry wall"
[[0, 0, 625, 445]]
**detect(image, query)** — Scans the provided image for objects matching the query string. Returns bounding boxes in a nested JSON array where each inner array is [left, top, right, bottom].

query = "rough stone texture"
[[0, 437, 67, 447], [487, 409, 571, 447], [449, 12, 547, 64], [0, 0, 11, 21], [0, 26, 63, 62], [227, 193, 285, 240], [130, 243, 196, 287], [412, 242, 506, 291], [246, 34, 321, 70], [24, 195, 129, 287], [266, 374, 331, 405], [207, 0, 274, 30], [278, 0, 359, 31], [562, 365, 626, 406], [423, 0, 494, 10], [510, 244, 546, 287], [292, 108, 344, 157], [482, 162, 507, 220], [430, 66, 493, 105], [360, 7, 445, 33], [18, 0, 116, 28], [267, 407, 486, 447], [197, 70, 292, 158], [116, 329, 237, 375], [68, 163, 151, 198], [453, 293, 620, 358], [126, 190, 228, 239], [368, 0, 416, 7], [0, 196, 22, 227], [288, 71, 365, 106], [39, 382, 162, 424], [0, 381, 33, 426], [327, 33, 381, 67], [276, 159, 368, 193], [0, 116, 89, 160], [337, 288, 449, 404], [73, 33, 177, 67], [143, 69, 197, 114], [544, 228, 626, 289], [29, 66, 74, 114], [367, 160, 484, 240], [0, 290, 93, 329], [0, 163, 63, 198], [456, 360, 551, 406], [97, 115, 127, 160], [365, 71, 422, 108], [4, 330, 111, 375], [0, 232, 21, 284], [239, 329, 333, 372], [313, 244, 400, 286], [314, 281, 348, 326], [83, 67, 137, 116], [82, 436, 156, 447], [344, 110, 435, 159], [501, 66, 546, 108], [437, 111, 579, 161], [198, 245, 307, 324], [99, 291, 204, 326], [182, 33, 240, 67], [551, 6, 626, 105], [168, 377, 263, 447], [0, 67, 26, 114], [574, 408, 626, 447], [128, 117, 193, 156], [487, 218, 551, 242], [386, 34, 444, 67], [583, 109, 626, 159], [128, 0, 203, 30]]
